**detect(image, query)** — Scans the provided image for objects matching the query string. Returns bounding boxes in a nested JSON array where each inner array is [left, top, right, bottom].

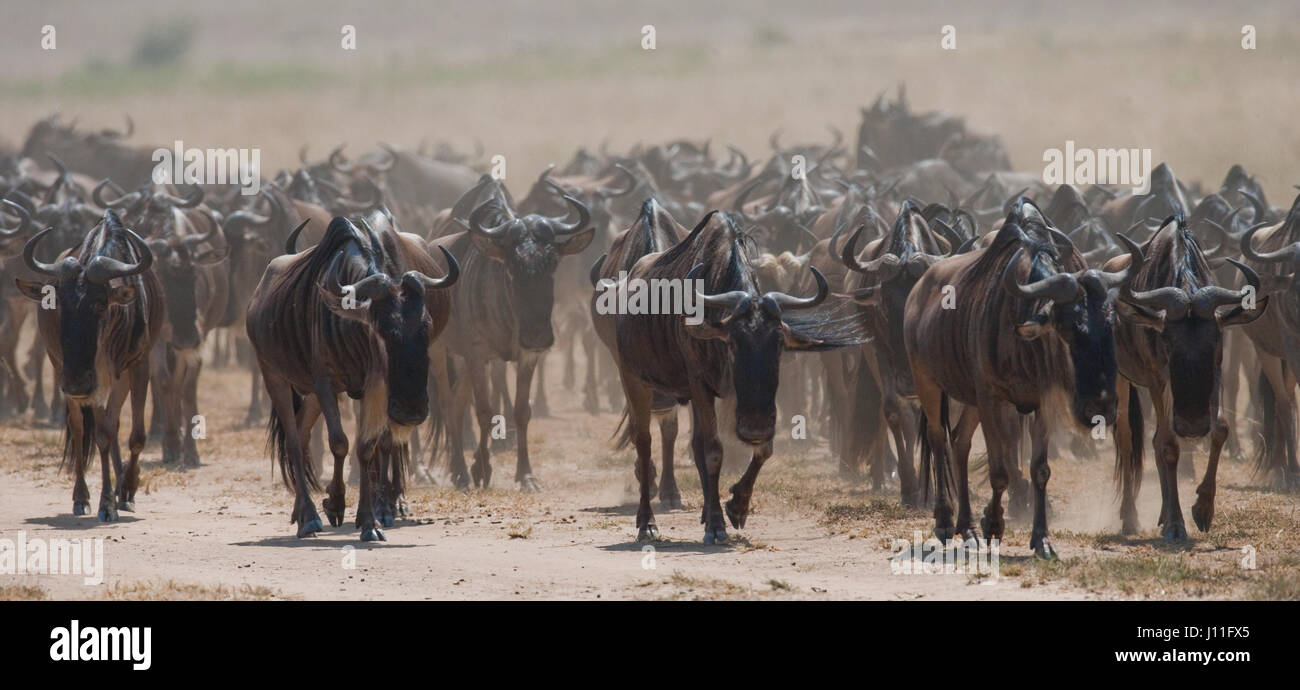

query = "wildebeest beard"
[[1165, 319, 1220, 436]]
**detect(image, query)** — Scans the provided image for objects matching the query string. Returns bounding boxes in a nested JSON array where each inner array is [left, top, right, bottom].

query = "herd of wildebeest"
[[2, 87, 1299, 557]]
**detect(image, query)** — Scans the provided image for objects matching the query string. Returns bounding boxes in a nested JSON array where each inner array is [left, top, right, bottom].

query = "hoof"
[[397, 500, 409, 519], [1161, 521, 1189, 542], [933, 525, 955, 542], [360, 526, 386, 542], [1191, 499, 1213, 533], [322, 498, 344, 527], [1032, 537, 1059, 560], [702, 528, 728, 545], [73, 502, 91, 517], [471, 462, 491, 489], [959, 526, 981, 543], [97, 506, 118, 523], [451, 470, 471, 492], [1121, 518, 1141, 537], [723, 498, 747, 529], [379, 513, 394, 529], [637, 524, 659, 542], [979, 515, 1004, 542], [658, 493, 682, 511], [518, 474, 542, 492], [117, 501, 135, 513], [297, 518, 323, 538]]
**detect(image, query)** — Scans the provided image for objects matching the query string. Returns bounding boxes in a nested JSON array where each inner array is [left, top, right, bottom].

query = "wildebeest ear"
[[1014, 313, 1053, 340], [14, 278, 47, 302], [685, 320, 728, 342], [779, 322, 826, 351], [109, 285, 138, 305], [1217, 295, 1269, 328], [316, 284, 372, 324], [468, 231, 509, 261], [1115, 299, 1165, 332], [558, 227, 596, 256]]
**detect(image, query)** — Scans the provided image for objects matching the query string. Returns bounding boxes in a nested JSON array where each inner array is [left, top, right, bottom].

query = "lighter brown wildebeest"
[[905, 198, 1143, 558]]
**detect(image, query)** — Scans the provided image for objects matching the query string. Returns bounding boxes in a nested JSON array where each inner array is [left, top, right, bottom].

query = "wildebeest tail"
[[267, 388, 320, 491], [918, 392, 954, 503], [1114, 383, 1144, 494], [844, 356, 883, 475], [61, 405, 95, 476]]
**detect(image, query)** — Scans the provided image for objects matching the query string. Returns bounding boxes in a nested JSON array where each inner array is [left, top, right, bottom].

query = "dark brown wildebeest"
[[22, 115, 157, 189], [246, 213, 458, 540], [597, 208, 866, 543], [839, 201, 956, 505], [428, 180, 594, 491], [15, 210, 162, 521], [99, 183, 231, 466], [1237, 193, 1300, 489], [590, 198, 691, 509], [1108, 215, 1267, 539], [905, 199, 1142, 557]]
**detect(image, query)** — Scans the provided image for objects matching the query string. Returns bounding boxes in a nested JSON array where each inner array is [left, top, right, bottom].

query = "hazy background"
[[2, 0, 1298, 205]]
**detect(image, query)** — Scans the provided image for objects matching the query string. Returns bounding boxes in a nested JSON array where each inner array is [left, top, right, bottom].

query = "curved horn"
[[688, 263, 750, 312], [1001, 247, 1080, 303], [329, 144, 354, 173], [284, 219, 310, 254], [1241, 221, 1298, 264], [1190, 258, 1260, 318], [21, 225, 63, 276], [596, 164, 638, 198], [404, 246, 460, 291], [839, 224, 902, 281], [764, 266, 829, 311], [468, 200, 513, 238], [590, 253, 606, 288], [92, 179, 135, 209], [85, 226, 154, 284], [1239, 189, 1269, 223], [548, 194, 591, 234], [0, 199, 34, 238], [166, 185, 205, 209], [370, 145, 396, 172], [181, 212, 220, 250], [1097, 233, 1145, 289]]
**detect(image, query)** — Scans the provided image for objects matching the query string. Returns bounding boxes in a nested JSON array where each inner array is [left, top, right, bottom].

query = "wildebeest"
[[14, 210, 162, 521], [246, 212, 458, 540], [905, 199, 1142, 557], [1109, 215, 1266, 539], [429, 180, 595, 491], [1237, 193, 1300, 489], [595, 207, 866, 543]]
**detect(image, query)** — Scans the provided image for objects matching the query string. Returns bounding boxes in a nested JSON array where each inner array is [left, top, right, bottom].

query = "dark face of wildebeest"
[[1119, 219, 1266, 436], [685, 261, 834, 445], [467, 195, 595, 351], [148, 214, 227, 350], [320, 219, 460, 426], [16, 211, 153, 398], [1000, 202, 1145, 427]]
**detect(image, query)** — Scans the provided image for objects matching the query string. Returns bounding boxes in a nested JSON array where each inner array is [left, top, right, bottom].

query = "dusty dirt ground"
[[1, 340, 1296, 601]]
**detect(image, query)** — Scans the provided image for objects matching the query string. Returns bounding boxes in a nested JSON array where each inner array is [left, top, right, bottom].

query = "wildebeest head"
[[999, 199, 1144, 427], [467, 194, 595, 351], [15, 210, 153, 398], [317, 217, 459, 426], [1116, 215, 1266, 436], [679, 212, 849, 444], [148, 212, 227, 350]]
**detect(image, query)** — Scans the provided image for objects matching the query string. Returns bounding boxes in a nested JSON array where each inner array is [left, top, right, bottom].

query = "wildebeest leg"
[[312, 377, 349, 528], [117, 362, 150, 511], [532, 351, 551, 419], [914, 365, 955, 541], [622, 376, 658, 540], [514, 351, 542, 491], [724, 440, 772, 530], [655, 400, 681, 509], [149, 344, 178, 460], [242, 361, 264, 428], [95, 378, 130, 522], [490, 359, 514, 450], [1002, 413, 1030, 520], [372, 431, 395, 528], [27, 334, 47, 420], [1026, 412, 1057, 558], [885, 392, 920, 506], [1220, 330, 1246, 463], [1259, 354, 1299, 488], [951, 404, 981, 540], [354, 387, 387, 541], [467, 358, 496, 488], [1114, 381, 1142, 536], [1192, 413, 1229, 532], [688, 391, 728, 544], [1150, 387, 1188, 541], [976, 403, 1011, 542], [67, 402, 91, 516], [181, 354, 202, 467], [434, 352, 472, 489], [266, 373, 322, 537], [581, 328, 601, 414]]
